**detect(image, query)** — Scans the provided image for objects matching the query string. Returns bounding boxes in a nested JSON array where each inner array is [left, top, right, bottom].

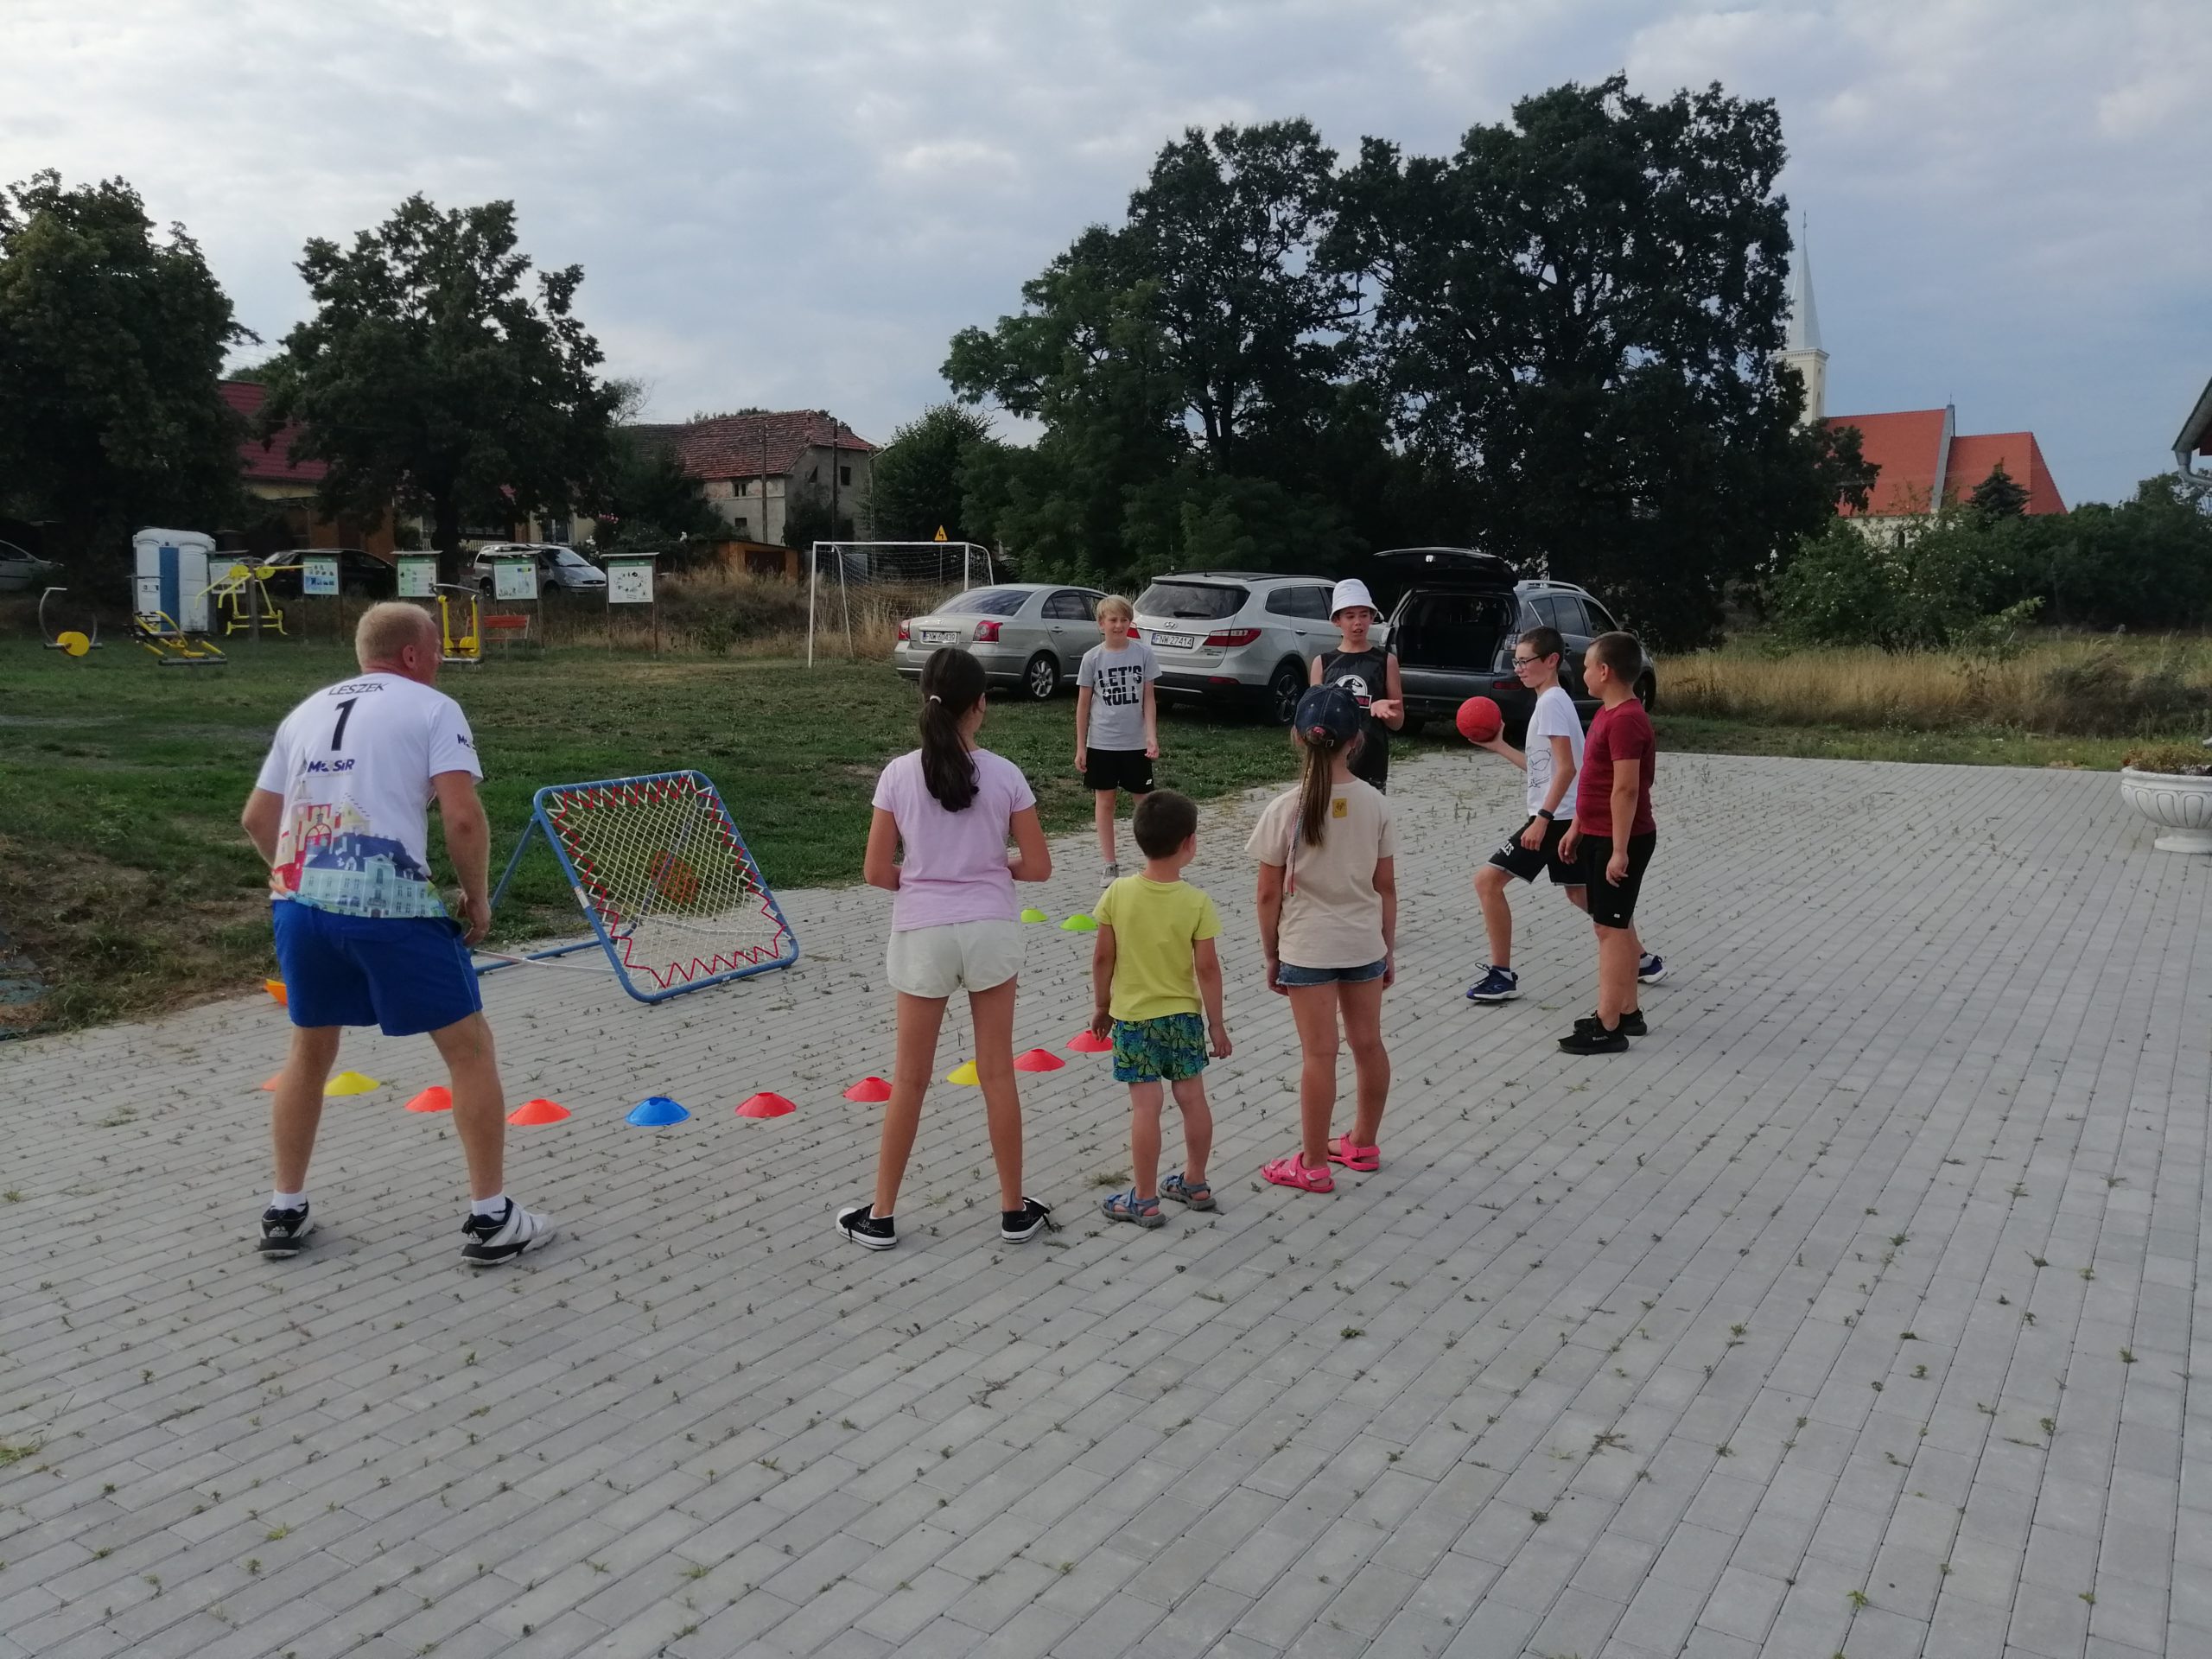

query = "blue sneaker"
[[1465, 966, 1520, 1003], [1638, 953, 1668, 985]]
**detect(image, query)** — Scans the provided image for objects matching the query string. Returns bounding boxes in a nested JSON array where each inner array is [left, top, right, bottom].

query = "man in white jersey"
[[240, 602, 554, 1265]]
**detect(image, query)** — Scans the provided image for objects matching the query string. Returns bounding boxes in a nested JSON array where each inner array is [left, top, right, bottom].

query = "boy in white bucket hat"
[[1309, 577, 1403, 792]]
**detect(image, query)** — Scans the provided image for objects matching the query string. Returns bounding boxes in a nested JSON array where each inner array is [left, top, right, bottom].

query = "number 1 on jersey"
[[330, 696, 359, 752]]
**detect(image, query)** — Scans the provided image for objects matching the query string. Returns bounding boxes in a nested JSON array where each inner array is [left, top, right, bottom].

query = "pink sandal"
[[1326, 1135, 1380, 1173], [1262, 1154, 1335, 1193]]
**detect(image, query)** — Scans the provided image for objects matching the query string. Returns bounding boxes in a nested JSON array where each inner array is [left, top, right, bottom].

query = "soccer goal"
[[806, 539, 998, 666], [482, 770, 799, 1003]]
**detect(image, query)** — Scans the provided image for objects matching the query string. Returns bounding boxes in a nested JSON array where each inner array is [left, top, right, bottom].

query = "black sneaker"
[[258, 1201, 315, 1256], [1559, 1021, 1630, 1054], [836, 1203, 898, 1250], [1000, 1198, 1058, 1243], [460, 1198, 556, 1267], [1578, 1009, 1647, 1038]]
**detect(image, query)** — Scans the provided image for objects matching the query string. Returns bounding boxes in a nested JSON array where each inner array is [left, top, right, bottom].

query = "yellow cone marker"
[[945, 1059, 980, 1085], [1020, 907, 1049, 924], [324, 1070, 381, 1096], [1059, 912, 1097, 932]]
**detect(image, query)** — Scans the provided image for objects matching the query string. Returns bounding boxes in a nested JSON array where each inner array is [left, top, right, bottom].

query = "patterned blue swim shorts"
[[1111, 1012, 1209, 1084]]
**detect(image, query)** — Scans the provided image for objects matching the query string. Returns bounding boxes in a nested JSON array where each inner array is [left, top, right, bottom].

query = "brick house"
[[627, 410, 876, 575]]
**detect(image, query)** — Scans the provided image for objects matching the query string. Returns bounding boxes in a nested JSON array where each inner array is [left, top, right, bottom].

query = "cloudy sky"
[[9, 0, 2205, 505]]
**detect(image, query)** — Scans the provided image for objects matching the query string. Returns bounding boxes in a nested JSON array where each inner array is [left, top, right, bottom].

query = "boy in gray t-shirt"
[[1075, 596, 1160, 880]]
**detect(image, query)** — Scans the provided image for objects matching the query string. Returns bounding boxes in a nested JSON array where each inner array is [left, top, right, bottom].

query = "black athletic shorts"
[[1487, 817, 1583, 886], [1083, 748, 1154, 793], [1579, 832, 1656, 929]]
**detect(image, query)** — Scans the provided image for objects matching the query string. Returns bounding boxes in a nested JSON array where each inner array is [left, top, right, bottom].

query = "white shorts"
[[885, 918, 1025, 998]]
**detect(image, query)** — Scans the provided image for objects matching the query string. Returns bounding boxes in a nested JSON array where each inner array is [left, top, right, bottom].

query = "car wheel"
[[1265, 661, 1306, 725], [479, 577, 494, 597], [1636, 672, 1657, 713], [1022, 653, 1058, 701], [542, 583, 558, 600]]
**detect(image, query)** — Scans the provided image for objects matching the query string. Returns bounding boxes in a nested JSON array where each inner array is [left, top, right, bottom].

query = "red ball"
[[1456, 696, 1503, 743]]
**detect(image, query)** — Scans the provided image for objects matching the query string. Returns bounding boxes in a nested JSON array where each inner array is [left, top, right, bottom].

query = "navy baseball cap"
[[1294, 684, 1363, 744]]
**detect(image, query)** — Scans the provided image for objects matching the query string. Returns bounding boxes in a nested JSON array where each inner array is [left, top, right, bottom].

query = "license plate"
[[1150, 631, 1198, 650], [920, 629, 957, 644]]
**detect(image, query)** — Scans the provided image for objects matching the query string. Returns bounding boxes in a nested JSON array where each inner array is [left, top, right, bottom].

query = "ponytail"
[[918, 647, 987, 811], [1295, 728, 1361, 847]]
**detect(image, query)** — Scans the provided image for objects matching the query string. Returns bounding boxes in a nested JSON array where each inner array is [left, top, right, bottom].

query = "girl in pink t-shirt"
[[838, 648, 1056, 1253]]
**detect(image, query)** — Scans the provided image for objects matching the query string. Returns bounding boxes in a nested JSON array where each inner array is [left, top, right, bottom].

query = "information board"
[[607, 558, 656, 605], [302, 556, 339, 597], [492, 557, 537, 601], [396, 556, 437, 599]]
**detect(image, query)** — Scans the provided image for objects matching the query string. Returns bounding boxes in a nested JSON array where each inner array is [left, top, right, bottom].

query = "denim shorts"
[[1275, 958, 1388, 988]]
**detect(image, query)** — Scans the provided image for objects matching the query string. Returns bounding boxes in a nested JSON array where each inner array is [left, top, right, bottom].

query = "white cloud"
[[2, 0, 2203, 500]]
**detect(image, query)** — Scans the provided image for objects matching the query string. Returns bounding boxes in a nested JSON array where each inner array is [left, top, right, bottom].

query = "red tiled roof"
[[1824, 408, 1948, 517], [221, 381, 328, 486], [1944, 431, 2065, 515], [631, 410, 875, 481], [1822, 408, 2065, 517]]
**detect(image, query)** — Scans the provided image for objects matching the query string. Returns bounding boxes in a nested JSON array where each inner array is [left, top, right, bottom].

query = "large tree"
[[1334, 77, 1865, 645], [260, 195, 617, 582], [945, 121, 1395, 583], [868, 402, 1001, 544], [0, 171, 248, 570]]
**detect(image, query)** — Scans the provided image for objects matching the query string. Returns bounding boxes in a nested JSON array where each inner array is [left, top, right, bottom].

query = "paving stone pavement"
[[3, 749, 2209, 1659]]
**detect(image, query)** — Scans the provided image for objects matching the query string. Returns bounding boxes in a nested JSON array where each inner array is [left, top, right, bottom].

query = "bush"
[[2038, 645, 2212, 737], [2121, 742, 2212, 775]]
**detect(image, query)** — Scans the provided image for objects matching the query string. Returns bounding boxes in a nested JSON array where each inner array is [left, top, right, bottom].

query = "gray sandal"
[[1161, 1173, 1216, 1211], [1102, 1189, 1165, 1229]]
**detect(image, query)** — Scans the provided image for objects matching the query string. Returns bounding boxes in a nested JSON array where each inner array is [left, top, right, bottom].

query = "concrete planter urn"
[[2120, 766, 2212, 853]]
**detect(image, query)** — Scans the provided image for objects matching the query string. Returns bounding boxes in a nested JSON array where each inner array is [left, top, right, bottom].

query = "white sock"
[[469, 1193, 508, 1220], [271, 1190, 306, 1211]]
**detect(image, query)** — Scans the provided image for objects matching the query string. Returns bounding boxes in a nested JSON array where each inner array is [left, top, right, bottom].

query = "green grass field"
[[0, 638, 2167, 1033], [0, 641, 1319, 1030]]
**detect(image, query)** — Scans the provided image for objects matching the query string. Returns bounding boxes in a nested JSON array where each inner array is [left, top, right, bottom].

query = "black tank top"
[[1319, 645, 1392, 790]]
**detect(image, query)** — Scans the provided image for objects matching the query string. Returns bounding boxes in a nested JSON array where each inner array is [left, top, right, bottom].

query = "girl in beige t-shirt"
[[1247, 684, 1400, 1194]]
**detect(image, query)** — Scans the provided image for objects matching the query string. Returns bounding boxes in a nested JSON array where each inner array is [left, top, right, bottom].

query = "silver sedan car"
[[892, 583, 1107, 700]]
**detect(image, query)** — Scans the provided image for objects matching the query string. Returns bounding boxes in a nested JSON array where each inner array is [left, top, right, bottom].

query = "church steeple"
[[1780, 219, 1827, 426]]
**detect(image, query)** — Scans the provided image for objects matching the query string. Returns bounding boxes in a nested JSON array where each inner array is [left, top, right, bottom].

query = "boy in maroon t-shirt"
[[1556, 632, 1656, 1053]]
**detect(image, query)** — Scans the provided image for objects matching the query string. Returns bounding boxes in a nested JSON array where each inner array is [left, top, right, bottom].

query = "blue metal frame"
[[480, 768, 800, 1004]]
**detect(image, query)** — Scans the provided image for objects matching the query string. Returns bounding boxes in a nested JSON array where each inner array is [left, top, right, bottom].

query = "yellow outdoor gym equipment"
[[130, 608, 226, 665], [203, 560, 294, 638], [437, 585, 483, 664]]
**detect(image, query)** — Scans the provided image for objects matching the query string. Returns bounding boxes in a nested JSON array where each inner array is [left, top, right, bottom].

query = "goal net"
[[807, 539, 998, 665], [484, 770, 799, 1003]]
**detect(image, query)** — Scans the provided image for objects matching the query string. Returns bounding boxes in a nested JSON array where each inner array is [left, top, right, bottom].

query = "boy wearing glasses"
[[1465, 626, 1593, 1004]]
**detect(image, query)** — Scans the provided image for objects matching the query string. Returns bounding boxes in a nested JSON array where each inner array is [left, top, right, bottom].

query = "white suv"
[[1133, 572, 1340, 723]]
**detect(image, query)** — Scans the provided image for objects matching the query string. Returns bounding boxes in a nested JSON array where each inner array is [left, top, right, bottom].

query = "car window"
[[1266, 585, 1331, 620], [1580, 595, 1618, 632], [554, 549, 594, 569], [1135, 581, 1247, 620], [939, 587, 1029, 617], [1527, 594, 1562, 629], [1264, 588, 1305, 617], [1548, 594, 1592, 635], [1042, 589, 1091, 620]]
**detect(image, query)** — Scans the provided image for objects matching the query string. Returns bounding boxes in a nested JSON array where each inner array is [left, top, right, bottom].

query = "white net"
[[539, 771, 797, 997], [807, 540, 997, 664]]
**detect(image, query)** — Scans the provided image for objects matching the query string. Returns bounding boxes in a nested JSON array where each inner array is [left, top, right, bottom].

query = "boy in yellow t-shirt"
[[1089, 790, 1231, 1228]]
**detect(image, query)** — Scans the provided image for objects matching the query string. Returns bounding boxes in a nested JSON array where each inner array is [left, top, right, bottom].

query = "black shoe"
[[1577, 1009, 1646, 1038], [837, 1203, 898, 1250], [461, 1198, 556, 1267], [1559, 1022, 1630, 1054], [1000, 1198, 1058, 1243], [258, 1201, 315, 1256]]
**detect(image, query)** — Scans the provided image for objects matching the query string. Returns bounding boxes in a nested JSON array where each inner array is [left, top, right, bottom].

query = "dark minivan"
[[1373, 547, 1654, 742]]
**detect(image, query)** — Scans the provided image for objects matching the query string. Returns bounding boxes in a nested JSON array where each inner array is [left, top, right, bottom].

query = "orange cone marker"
[[842, 1077, 892, 1102], [260, 1074, 281, 1092], [265, 979, 288, 1007], [508, 1097, 569, 1126], [1066, 1029, 1112, 1054], [735, 1092, 796, 1119], [1014, 1048, 1066, 1073], [405, 1085, 453, 1114]]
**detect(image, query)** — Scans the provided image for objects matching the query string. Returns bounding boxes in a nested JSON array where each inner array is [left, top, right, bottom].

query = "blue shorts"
[[272, 903, 482, 1037], [1276, 958, 1389, 988]]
